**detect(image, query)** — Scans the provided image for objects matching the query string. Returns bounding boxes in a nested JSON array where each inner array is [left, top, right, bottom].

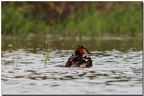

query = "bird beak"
[[85, 49, 92, 54], [88, 51, 93, 54]]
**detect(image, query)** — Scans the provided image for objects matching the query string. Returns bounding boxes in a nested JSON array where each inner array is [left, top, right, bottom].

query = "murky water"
[[1, 35, 142, 95]]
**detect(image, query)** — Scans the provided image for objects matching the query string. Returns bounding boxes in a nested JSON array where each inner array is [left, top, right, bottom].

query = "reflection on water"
[[1, 36, 142, 94]]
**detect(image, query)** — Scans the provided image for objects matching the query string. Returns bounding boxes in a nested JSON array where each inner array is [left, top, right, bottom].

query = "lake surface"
[[1, 35, 142, 95]]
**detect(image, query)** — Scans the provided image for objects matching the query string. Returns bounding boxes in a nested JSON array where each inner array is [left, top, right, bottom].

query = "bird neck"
[[75, 50, 83, 57]]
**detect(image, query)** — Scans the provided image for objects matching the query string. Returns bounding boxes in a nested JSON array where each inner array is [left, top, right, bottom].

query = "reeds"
[[2, 2, 142, 38], [2, 2, 49, 36], [54, 3, 142, 37]]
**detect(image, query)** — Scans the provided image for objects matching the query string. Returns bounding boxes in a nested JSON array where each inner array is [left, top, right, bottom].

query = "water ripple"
[[1, 49, 142, 94]]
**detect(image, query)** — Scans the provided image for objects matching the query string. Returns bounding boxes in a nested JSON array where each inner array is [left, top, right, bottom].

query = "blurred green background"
[[2, 2, 142, 38]]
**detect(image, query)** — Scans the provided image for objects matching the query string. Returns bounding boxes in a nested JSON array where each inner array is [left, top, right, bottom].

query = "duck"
[[65, 45, 92, 68]]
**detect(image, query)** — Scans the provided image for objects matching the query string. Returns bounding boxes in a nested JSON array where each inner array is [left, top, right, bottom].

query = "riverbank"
[[2, 2, 142, 37]]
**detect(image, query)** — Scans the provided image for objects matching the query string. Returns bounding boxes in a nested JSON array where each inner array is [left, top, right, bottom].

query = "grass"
[[2, 2, 49, 36], [2, 2, 142, 38], [54, 3, 142, 37]]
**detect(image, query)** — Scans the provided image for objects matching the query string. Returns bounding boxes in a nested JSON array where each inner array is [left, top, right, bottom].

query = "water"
[[1, 35, 142, 95]]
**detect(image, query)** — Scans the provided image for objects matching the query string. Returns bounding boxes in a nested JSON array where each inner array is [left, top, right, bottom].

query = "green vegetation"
[[2, 3, 49, 36], [44, 42, 52, 67], [55, 3, 142, 37], [2, 2, 142, 38]]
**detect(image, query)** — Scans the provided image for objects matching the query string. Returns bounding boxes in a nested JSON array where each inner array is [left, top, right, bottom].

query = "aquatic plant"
[[44, 41, 52, 67]]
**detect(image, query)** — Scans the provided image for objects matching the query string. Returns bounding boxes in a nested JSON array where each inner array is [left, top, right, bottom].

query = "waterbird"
[[65, 45, 92, 68]]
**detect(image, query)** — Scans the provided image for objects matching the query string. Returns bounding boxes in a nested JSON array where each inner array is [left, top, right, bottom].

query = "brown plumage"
[[65, 45, 92, 68]]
